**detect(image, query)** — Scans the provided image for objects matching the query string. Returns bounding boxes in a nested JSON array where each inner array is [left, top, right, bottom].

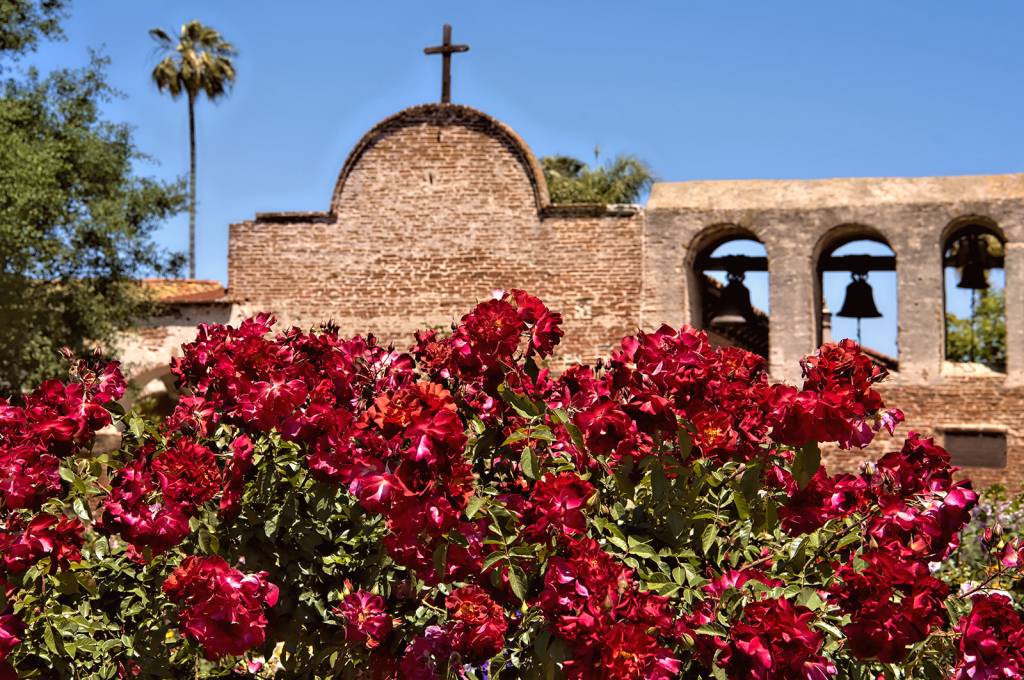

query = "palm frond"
[[149, 20, 236, 101], [541, 152, 657, 204]]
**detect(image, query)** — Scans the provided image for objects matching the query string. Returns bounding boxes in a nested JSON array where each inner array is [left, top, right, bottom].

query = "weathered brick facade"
[[227, 104, 642, 367], [124, 102, 1024, 488]]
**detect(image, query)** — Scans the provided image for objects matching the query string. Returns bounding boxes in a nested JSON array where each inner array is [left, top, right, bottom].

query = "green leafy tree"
[[946, 288, 1006, 370], [150, 21, 236, 279], [541, 150, 656, 204], [0, 0, 67, 70], [0, 10, 188, 396]]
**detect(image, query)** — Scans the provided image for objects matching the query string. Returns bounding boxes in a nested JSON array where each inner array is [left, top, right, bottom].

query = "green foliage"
[[0, 0, 67, 68], [149, 22, 236, 103], [0, 5, 189, 395], [946, 289, 1006, 370], [934, 483, 1024, 601], [541, 152, 656, 204], [0, 49, 187, 395]]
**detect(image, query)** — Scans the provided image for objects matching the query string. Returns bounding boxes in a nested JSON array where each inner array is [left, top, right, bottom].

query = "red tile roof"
[[140, 279, 227, 304]]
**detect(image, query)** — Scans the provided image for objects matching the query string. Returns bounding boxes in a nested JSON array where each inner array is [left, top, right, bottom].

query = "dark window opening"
[[944, 430, 1007, 469]]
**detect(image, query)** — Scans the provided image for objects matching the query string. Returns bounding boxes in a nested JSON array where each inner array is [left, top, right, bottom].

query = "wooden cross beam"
[[424, 24, 469, 104]]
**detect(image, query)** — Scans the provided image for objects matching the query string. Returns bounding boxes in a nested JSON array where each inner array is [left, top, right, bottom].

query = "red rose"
[[445, 585, 507, 661], [525, 472, 595, 541], [162, 555, 279, 659], [0, 513, 83, 576], [334, 590, 393, 648], [218, 434, 255, 521], [152, 438, 221, 512], [719, 598, 835, 680], [953, 594, 1024, 680]]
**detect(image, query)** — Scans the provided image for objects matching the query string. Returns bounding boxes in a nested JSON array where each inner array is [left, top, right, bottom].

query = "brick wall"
[[227, 104, 643, 368], [820, 377, 1024, 491]]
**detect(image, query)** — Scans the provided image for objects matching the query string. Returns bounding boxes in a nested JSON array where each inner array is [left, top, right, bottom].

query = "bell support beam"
[[819, 255, 896, 272], [698, 255, 768, 272], [943, 255, 1005, 268]]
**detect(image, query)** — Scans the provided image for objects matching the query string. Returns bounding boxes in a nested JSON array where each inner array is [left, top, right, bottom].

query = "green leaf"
[[44, 624, 59, 655], [732, 491, 750, 520], [630, 542, 658, 559], [701, 524, 719, 555], [534, 629, 552, 658], [508, 564, 529, 602], [765, 497, 778, 533], [677, 426, 693, 461], [657, 583, 680, 597], [836, 533, 861, 551], [521, 447, 540, 481], [792, 442, 821, 490], [481, 552, 505, 572], [739, 463, 760, 501], [613, 469, 635, 500], [72, 498, 91, 522], [465, 495, 486, 519], [651, 462, 669, 502], [565, 422, 587, 456], [695, 622, 728, 637], [198, 526, 218, 555], [433, 543, 448, 576], [129, 417, 144, 441], [681, 562, 699, 585], [497, 383, 538, 417]]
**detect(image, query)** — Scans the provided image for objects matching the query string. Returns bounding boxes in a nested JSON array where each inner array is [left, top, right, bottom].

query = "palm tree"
[[150, 21, 236, 279], [541, 152, 657, 204]]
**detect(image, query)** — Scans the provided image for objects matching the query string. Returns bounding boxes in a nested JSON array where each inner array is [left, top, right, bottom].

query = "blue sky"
[[26, 0, 1024, 357]]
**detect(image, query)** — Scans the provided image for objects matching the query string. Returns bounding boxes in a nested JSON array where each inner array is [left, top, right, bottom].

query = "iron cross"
[[424, 25, 469, 104]]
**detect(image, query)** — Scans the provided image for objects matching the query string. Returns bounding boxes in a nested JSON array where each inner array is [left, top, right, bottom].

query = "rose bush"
[[1, 290, 1022, 679]]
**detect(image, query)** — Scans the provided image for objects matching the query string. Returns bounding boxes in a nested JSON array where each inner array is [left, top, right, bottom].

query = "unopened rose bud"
[[863, 462, 876, 478], [995, 524, 1005, 537]]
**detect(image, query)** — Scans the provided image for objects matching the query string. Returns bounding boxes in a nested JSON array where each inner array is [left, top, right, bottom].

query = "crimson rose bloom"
[[152, 439, 221, 512], [0, 611, 24, 680], [162, 555, 279, 659], [525, 472, 594, 541], [720, 598, 835, 680], [445, 585, 508, 661], [0, 513, 83, 576], [334, 590, 392, 648], [953, 594, 1024, 680], [218, 434, 255, 521]]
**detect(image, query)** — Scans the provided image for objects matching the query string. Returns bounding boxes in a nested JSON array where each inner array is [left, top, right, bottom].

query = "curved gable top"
[[330, 103, 551, 214]]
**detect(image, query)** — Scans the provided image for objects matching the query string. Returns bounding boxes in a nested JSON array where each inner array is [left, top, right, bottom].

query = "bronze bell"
[[957, 235, 990, 290], [710, 272, 754, 326], [837, 273, 882, 319]]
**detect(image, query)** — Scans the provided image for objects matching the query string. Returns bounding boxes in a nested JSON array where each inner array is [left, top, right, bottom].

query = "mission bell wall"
[[227, 105, 644, 367]]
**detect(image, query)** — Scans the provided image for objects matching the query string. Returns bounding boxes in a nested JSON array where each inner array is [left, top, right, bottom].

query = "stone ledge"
[[540, 203, 643, 219], [254, 211, 334, 224]]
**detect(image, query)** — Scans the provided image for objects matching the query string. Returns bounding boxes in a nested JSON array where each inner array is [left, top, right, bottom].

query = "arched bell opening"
[[816, 234, 899, 371], [942, 220, 1006, 373], [692, 234, 769, 359]]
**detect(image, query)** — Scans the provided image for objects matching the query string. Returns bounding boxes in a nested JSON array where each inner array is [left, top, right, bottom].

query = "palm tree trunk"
[[188, 91, 196, 279]]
